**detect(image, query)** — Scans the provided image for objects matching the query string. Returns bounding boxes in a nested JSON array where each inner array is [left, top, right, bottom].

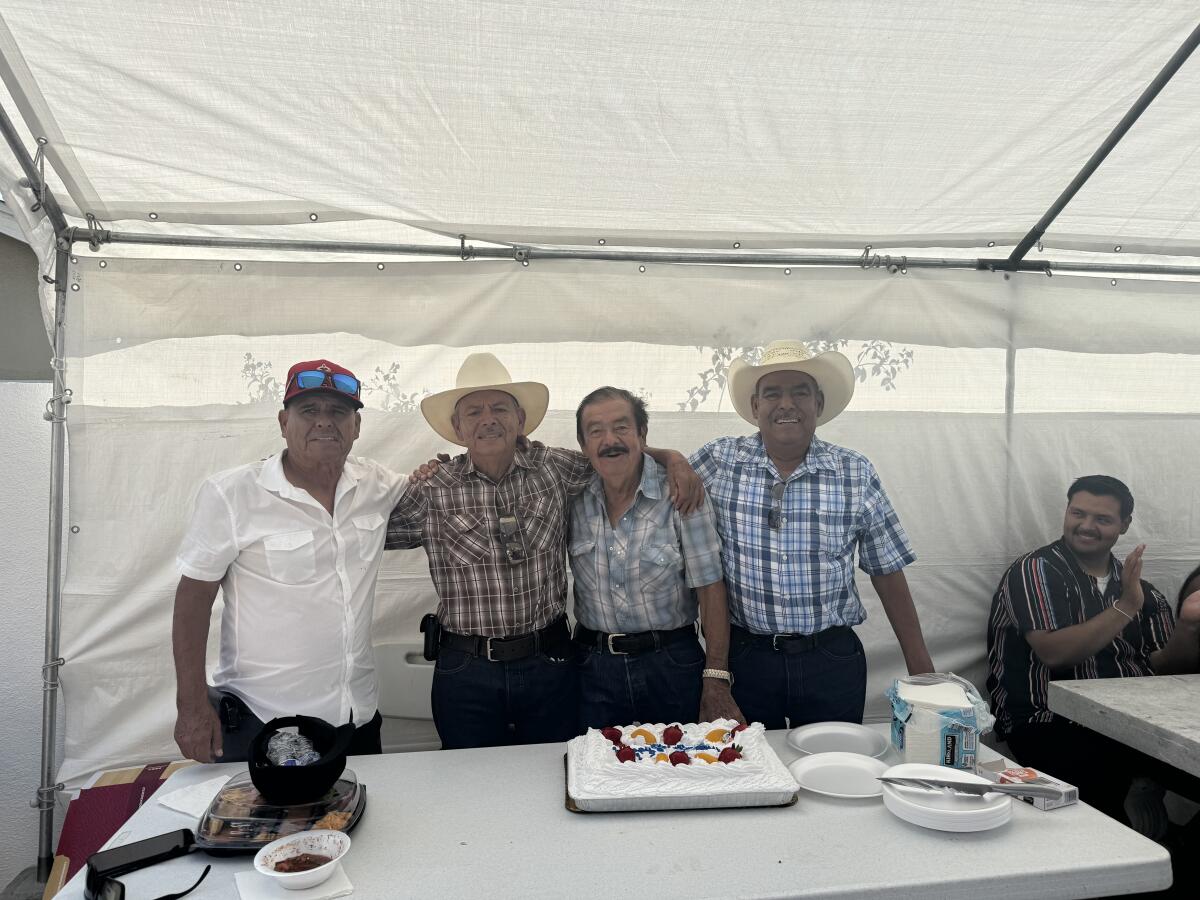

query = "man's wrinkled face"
[[579, 397, 646, 483], [1062, 491, 1129, 561], [278, 394, 360, 467], [452, 390, 526, 459], [751, 370, 824, 453]]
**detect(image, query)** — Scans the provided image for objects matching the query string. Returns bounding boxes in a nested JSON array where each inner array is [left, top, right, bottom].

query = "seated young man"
[[986, 475, 1200, 824]]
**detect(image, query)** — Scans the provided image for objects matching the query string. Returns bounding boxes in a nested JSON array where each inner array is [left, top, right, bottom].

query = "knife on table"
[[877, 776, 1065, 800]]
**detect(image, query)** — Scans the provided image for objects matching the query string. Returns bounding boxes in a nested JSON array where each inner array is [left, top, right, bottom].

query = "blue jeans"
[[728, 625, 867, 729], [431, 646, 580, 749], [577, 636, 705, 730]]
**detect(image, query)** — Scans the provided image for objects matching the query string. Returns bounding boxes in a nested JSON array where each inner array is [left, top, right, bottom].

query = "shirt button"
[[782, 554, 789, 561]]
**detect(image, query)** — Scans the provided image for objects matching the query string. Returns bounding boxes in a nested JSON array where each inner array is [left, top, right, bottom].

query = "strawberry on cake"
[[566, 719, 798, 811]]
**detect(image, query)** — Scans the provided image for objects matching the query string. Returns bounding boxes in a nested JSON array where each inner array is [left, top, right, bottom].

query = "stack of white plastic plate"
[[785, 722, 891, 758], [880, 763, 1012, 832]]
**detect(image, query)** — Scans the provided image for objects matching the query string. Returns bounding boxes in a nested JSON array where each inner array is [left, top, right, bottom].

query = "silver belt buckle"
[[772, 633, 785, 651], [485, 637, 501, 662], [606, 633, 628, 655]]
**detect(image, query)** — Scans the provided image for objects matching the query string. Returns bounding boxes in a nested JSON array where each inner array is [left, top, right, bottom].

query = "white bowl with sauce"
[[253, 829, 351, 890]]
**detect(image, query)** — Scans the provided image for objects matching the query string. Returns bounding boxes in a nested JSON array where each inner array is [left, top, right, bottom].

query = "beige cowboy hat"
[[728, 340, 855, 427], [420, 352, 550, 445]]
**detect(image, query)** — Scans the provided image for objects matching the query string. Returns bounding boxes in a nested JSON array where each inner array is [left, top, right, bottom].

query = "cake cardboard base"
[[563, 755, 798, 813]]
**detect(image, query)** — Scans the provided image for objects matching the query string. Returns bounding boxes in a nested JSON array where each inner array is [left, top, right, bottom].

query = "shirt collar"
[[258, 450, 359, 504], [585, 452, 662, 505], [461, 446, 534, 480], [736, 433, 838, 477], [1053, 537, 1119, 582]]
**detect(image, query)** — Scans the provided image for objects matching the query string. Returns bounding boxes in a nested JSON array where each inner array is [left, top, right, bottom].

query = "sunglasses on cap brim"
[[290, 370, 360, 396]]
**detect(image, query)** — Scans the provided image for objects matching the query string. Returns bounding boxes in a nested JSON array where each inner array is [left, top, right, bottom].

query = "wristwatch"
[[702, 668, 733, 685]]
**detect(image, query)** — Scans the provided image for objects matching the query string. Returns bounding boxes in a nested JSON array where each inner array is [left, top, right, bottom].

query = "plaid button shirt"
[[986, 538, 1174, 738], [568, 455, 724, 633], [385, 446, 591, 637], [689, 434, 916, 635]]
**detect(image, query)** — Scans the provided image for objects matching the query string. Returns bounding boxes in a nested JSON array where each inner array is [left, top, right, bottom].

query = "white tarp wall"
[[0, 1, 1198, 787], [50, 258, 1200, 784]]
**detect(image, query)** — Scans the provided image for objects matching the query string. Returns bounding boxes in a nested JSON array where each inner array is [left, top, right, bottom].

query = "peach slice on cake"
[[629, 727, 658, 745]]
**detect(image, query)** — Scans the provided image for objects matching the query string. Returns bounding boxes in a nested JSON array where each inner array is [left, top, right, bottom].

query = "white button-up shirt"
[[177, 452, 406, 726]]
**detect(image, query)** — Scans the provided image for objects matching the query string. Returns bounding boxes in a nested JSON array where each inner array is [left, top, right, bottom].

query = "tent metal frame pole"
[[1003, 18, 1200, 269], [61, 228, 1200, 277], [0, 100, 69, 236], [2, 93, 73, 883], [35, 247, 69, 881]]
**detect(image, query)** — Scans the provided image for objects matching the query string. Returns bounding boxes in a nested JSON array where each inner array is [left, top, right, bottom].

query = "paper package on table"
[[978, 760, 1079, 810], [886, 673, 995, 771]]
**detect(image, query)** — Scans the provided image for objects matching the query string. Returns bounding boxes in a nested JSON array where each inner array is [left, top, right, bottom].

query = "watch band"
[[702, 667, 733, 685]]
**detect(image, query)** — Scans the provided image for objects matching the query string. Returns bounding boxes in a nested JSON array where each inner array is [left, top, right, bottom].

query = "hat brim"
[[420, 381, 549, 446], [284, 386, 364, 410], [728, 351, 855, 427]]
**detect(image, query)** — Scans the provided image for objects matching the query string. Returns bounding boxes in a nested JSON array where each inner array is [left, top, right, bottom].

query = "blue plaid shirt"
[[569, 455, 724, 633], [689, 434, 915, 635]]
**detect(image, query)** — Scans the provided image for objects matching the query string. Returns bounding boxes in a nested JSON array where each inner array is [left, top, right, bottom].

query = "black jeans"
[[728, 625, 867, 730], [208, 687, 383, 762], [577, 634, 705, 731], [431, 646, 580, 750]]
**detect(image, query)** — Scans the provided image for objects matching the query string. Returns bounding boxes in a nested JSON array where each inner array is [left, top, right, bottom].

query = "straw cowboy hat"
[[728, 340, 855, 427], [421, 352, 550, 445]]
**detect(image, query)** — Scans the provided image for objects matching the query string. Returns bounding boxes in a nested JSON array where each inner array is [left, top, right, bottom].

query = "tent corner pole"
[[34, 243, 70, 881]]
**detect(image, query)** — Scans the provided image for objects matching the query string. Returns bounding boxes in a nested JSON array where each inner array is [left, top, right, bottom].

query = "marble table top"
[[1047, 674, 1200, 777]]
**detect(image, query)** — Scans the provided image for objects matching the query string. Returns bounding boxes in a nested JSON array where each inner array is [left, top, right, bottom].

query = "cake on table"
[[565, 719, 798, 811]]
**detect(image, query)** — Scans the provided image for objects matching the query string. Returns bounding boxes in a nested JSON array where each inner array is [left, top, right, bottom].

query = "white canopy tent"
[[2, 0, 1199, 882]]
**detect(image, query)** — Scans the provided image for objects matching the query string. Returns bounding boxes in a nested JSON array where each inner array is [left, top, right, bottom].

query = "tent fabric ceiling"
[[1, 1, 1198, 255]]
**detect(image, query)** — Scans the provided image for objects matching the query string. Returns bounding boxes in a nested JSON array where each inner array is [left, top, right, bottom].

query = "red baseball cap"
[[283, 359, 364, 409]]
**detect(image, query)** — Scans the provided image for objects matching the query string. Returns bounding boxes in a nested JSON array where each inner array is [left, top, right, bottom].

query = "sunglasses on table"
[[288, 369, 361, 396], [768, 481, 786, 530]]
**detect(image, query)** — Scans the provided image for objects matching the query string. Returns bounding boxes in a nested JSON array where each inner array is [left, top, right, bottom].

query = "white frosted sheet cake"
[[566, 719, 799, 812]]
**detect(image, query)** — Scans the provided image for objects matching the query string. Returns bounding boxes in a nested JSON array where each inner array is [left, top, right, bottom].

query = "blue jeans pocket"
[[662, 639, 705, 669], [435, 647, 473, 675], [816, 629, 863, 662]]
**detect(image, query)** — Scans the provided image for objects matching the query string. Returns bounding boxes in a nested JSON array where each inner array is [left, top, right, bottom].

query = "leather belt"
[[573, 623, 696, 656], [731, 623, 852, 653], [440, 616, 571, 663]]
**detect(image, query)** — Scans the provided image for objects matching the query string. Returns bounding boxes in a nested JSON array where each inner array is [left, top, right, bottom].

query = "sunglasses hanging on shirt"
[[497, 513, 527, 564], [768, 481, 786, 530]]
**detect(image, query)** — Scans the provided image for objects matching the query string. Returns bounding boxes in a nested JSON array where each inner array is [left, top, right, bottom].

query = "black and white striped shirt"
[[985, 538, 1174, 738]]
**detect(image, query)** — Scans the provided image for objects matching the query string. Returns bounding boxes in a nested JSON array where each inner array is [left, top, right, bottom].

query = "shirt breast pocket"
[[520, 496, 562, 554], [639, 539, 683, 592], [353, 512, 386, 561], [815, 506, 855, 557], [568, 538, 597, 559], [442, 512, 493, 566], [263, 530, 316, 584]]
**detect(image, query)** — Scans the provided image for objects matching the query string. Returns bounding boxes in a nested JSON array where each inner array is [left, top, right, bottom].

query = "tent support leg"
[[34, 246, 70, 882], [1004, 19, 1200, 268]]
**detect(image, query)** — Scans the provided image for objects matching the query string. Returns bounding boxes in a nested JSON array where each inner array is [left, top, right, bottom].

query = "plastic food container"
[[195, 769, 365, 853]]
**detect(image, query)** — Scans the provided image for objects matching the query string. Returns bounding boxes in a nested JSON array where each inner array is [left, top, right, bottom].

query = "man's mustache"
[[598, 445, 629, 458]]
